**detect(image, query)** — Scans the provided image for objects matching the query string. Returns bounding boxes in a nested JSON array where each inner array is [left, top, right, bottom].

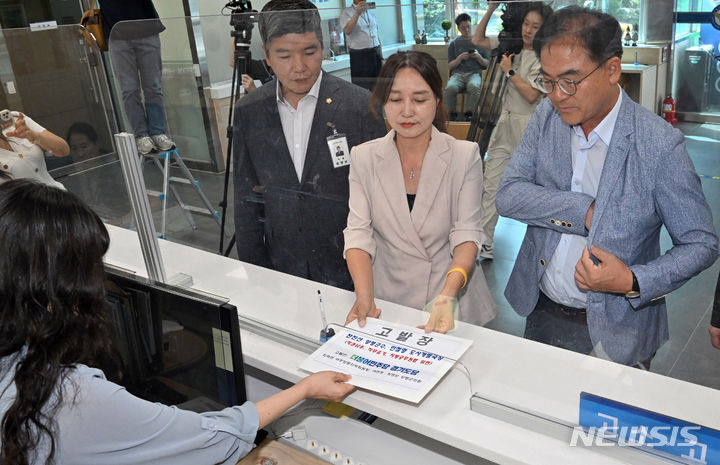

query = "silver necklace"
[[409, 168, 415, 180]]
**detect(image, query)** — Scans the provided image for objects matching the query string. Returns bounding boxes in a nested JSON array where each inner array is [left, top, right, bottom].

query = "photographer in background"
[[472, 1, 552, 260], [101, 0, 176, 155], [341, 0, 382, 90], [445, 13, 489, 121], [0, 111, 69, 189], [239, 58, 275, 93]]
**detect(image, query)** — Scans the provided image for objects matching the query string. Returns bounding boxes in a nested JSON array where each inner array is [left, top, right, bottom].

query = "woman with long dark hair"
[[343, 51, 496, 334], [0, 179, 353, 465]]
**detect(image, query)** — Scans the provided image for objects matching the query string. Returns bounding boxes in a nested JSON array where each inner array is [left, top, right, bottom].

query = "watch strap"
[[626, 272, 640, 299]]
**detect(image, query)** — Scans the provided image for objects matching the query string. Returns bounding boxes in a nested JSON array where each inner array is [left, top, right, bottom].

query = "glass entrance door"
[[673, 0, 720, 122]]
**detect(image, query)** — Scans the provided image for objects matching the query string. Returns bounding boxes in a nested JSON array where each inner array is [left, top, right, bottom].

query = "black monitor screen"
[[103, 266, 246, 412]]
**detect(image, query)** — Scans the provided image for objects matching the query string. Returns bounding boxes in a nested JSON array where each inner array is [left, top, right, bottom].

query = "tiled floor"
[[58, 121, 720, 390]]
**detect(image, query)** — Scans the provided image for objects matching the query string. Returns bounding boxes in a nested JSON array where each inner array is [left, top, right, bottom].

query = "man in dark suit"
[[233, 0, 387, 290]]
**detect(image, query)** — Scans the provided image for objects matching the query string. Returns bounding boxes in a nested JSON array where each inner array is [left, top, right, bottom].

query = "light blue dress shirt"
[[0, 350, 259, 464], [540, 89, 623, 308]]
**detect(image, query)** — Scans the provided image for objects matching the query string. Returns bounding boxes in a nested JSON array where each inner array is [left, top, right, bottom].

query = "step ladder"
[[141, 148, 220, 238]]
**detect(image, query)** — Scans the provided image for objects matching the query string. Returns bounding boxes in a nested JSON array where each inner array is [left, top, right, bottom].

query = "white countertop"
[[104, 224, 720, 464]]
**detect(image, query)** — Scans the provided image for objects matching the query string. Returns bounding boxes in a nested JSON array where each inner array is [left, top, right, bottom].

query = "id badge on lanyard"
[[327, 129, 350, 168]]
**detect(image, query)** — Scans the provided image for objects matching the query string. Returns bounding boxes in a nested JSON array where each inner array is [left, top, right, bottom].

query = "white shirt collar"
[[276, 72, 323, 106]]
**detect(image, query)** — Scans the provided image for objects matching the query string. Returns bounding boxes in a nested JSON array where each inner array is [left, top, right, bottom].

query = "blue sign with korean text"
[[577, 392, 720, 464]]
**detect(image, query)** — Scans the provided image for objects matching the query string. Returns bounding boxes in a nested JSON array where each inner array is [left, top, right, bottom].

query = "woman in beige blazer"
[[343, 51, 496, 333]]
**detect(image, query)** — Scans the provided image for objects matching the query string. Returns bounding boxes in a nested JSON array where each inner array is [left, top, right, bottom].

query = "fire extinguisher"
[[663, 95, 678, 127]]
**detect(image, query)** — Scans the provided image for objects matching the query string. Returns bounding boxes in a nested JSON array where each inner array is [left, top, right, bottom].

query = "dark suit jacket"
[[233, 72, 387, 289]]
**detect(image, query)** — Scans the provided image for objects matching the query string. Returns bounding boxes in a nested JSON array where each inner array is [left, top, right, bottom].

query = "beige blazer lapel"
[[375, 130, 430, 260], [410, 126, 450, 231]]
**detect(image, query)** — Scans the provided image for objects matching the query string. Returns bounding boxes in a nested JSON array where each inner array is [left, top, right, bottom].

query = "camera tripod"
[[466, 1, 530, 150], [466, 50, 510, 154], [218, 1, 258, 256]]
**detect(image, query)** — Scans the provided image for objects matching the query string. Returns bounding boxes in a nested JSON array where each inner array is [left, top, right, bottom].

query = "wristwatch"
[[505, 69, 516, 79], [625, 272, 640, 299]]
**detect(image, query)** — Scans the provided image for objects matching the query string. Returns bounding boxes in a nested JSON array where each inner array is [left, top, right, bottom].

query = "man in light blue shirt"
[[496, 7, 718, 367], [539, 90, 622, 310]]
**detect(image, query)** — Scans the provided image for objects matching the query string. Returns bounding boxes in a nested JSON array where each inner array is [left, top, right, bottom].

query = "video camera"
[[496, 1, 535, 57], [225, 0, 258, 47]]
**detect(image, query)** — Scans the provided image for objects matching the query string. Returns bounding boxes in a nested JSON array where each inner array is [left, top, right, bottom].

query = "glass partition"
[[2, 4, 720, 449], [0, 26, 117, 165], [108, 4, 719, 397], [672, 0, 720, 120], [0, 24, 129, 225], [109, 17, 218, 168]]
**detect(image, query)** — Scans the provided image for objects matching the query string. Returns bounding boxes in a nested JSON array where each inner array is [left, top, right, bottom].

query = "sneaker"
[[479, 244, 494, 260], [151, 134, 175, 152], [464, 111, 473, 121], [136, 136, 156, 155]]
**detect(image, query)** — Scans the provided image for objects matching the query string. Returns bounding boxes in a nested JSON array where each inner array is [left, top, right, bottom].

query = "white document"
[[299, 318, 473, 403]]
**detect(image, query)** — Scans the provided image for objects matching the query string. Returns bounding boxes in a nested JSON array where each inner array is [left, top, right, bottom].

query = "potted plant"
[[442, 20, 452, 43]]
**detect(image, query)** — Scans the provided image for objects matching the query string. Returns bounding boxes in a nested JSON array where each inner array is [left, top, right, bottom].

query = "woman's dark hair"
[[533, 5, 623, 64], [497, 1, 553, 55], [65, 122, 98, 144], [0, 180, 119, 465], [526, 2, 554, 25], [370, 51, 448, 133]]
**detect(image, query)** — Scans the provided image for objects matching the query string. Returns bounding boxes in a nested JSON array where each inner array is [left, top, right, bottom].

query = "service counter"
[[104, 224, 720, 465]]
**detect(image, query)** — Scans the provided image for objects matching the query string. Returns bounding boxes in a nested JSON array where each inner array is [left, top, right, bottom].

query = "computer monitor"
[[103, 265, 247, 412]]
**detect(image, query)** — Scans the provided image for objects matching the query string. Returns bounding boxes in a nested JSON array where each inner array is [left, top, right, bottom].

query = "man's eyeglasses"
[[535, 57, 610, 96]]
